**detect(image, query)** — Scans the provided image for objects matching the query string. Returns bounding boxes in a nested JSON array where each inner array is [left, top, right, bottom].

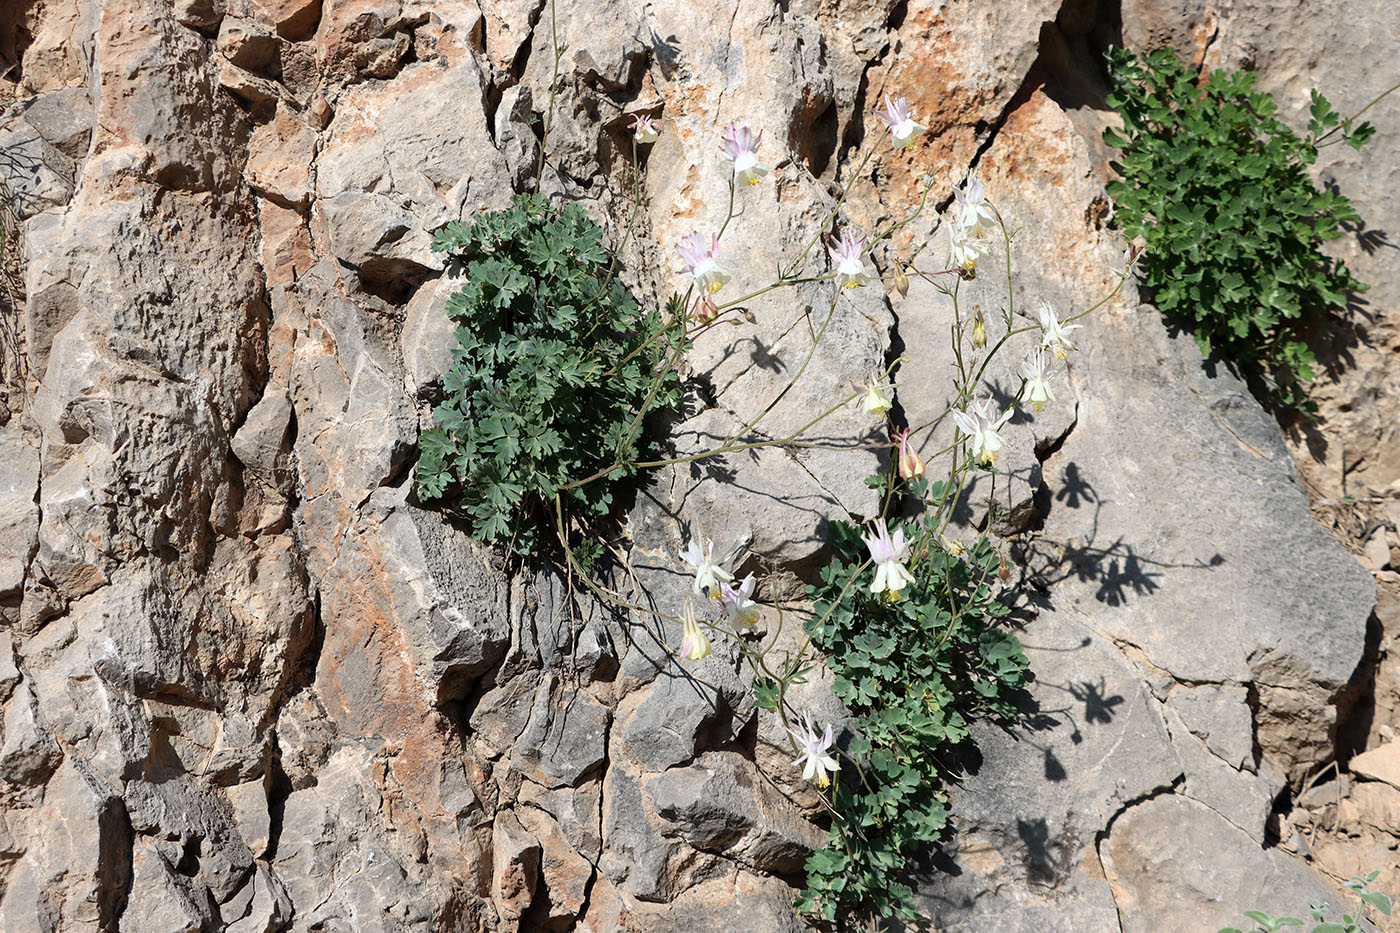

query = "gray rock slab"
[[1101, 794, 1353, 933]]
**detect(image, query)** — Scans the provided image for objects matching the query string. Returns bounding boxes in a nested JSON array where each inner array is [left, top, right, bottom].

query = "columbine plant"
[[457, 42, 1125, 924]]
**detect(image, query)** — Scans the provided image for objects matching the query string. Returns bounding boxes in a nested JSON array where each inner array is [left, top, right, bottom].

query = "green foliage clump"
[[1220, 871, 1391, 933], [1104, 46, 1374, 412], [415, 194, 683, 554], [793, 491, 1029, 922]]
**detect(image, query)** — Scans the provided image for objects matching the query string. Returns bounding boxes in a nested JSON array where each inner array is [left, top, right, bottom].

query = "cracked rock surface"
[[0, 0, 1391, 930]]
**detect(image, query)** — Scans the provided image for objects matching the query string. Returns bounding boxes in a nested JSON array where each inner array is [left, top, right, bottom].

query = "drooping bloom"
[[1037, 298, 1082, 359], [953, 397, 1014, 466], [1020, 347, 1056, 411], [891, 428, 925, 480], [953, 172, 996, 239], [678, 598, 711, 661], [857, 375, 894, 418], [630, 112, 660, 144], [862, 518, 916, 598], [722, 124, 770, 186], [676, 232, 732, 294], [789, 712, 840, 787], [947, 218, 991, 270], [679, 535, 735, 596], [939, 533, 966, 557], [827, 230, 871, 288], [875, 93, 926, 149], [720, 573, 760, 629]]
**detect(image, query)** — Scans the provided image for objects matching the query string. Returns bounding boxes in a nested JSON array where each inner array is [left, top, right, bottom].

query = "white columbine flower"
[[953, 172, 996, 239], [953, 397, 1014, 466], [862, 518, 916, 598], [1020, 347, 1056, 411], [722, 124, 770, 186], [827, 230, 871, 288], [947, 218, 991, 270], [676, 232, 732, 295], [1037, 298, 1082, 359], [875, 93, 926, 150], [679, 534, 735, 596], [720, 573, 760, 629], [630, 113, 660, 144], [857, 375, 894, 418], [678, 598, 711, 661], [790, 712, 840, 787]]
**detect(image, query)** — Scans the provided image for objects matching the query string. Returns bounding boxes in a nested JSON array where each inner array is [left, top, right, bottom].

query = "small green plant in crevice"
[[1220, 871, 1392, 933], [414, 193, 685, 558], [1103, 46, 1378, 414], [792, 491, 1030, 923]]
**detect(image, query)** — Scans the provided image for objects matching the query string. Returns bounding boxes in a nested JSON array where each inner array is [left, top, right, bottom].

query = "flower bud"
[[893, 265, 910, 298], [971, 309, 987, 349], [893, 429, 925, 480]]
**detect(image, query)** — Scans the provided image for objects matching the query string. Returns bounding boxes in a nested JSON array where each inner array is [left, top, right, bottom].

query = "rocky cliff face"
[[0, 0, 1392, 931]]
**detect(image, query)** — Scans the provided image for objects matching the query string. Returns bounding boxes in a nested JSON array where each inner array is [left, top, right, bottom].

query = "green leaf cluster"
[[797, 515, 1029, 922], [1104, 46, 1373, 413], [415, 194, 684, 553]]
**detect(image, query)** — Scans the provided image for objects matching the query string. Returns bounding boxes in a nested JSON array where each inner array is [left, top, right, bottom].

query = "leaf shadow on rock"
[[1017, 461, 1224, 609]]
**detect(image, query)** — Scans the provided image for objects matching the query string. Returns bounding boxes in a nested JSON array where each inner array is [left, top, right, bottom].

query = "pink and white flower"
[[827, 230, 871, 288], [722, 124, 770, 186], [875, 93, 926, 149], [1038, 298, 1082, 359], [720, 573, 760, 629], [1020, 347, 1056, 410], [947, 218, 991, 270], [953, 172, 996, 239], [676, 232, 732, 294], [790, 713, 841, 787], [680, 534, 735, 596], [862, 518, 916, 597], [629, 112, 660, 144], [953, 397, 1014, 466]]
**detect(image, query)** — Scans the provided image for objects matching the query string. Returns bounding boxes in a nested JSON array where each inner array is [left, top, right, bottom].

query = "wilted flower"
[[679, 534, 734, 595], [629, 112, 660, 144], [1020, 347, 1056, 411], [892, 428, 925, 480], [722, 124, 770, 186], [953, 172, 996, 239], [939, 533, 966, 557], [693, 292, 720, 324], [678, 598, 711, 661], [862, 518, 916, 598], [875, 93, 926, 150], [789, 712, 840, 787], [828, 230, 871, 288], [1123, 241, 1147, 273], [952, 396, 1014, 466], [1037, 298, 1082, 359], [947, 219, 991, 270], [857, 375, 894, 418], [676, 232, 732, 294], [970, 308, 988, 349], [720, 573, 760, 629]]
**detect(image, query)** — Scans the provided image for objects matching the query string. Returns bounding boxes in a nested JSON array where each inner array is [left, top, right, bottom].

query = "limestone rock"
[[1350, 742, 1400, 791], [1102, 794, 1345, 933], [492, 810, 541, 924]]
